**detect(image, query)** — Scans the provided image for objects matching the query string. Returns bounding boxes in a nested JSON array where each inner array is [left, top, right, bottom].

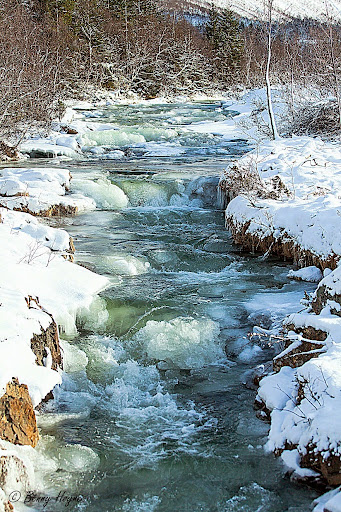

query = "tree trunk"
[[265, 0, 279, 140]]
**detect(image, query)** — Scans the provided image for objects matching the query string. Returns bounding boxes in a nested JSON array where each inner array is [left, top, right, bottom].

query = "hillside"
[[163, 0, 341, 21]]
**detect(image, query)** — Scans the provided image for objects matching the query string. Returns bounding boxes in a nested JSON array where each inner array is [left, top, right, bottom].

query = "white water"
[[14, 101, 319, 512]]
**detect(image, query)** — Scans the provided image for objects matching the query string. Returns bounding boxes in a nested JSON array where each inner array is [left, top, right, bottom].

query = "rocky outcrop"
[[26, 296, 63, 371], [254, 396, 271, 423], [273, 339, 325, 372], [272, 327, 327, 372], [0, 142, 20, 162], [0, 379, 39, 447], [30, 322, 62, 371], [313, 285, 341, 316]]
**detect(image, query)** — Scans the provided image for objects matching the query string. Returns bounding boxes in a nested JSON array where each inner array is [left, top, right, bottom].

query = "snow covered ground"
[[0, 167, 95, 215], [220, 127, 341, 509], [0, 176, 108, 510], [223, 136, 341, 265], [180, 0, 341, 22], [0, 206, 108, 402]]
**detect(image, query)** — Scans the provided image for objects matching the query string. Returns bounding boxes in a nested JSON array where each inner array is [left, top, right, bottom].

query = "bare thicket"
[[1, 0, 341, 144]]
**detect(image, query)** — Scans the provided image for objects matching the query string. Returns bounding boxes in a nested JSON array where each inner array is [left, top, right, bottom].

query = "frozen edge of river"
[[220, 137, 341, 511]]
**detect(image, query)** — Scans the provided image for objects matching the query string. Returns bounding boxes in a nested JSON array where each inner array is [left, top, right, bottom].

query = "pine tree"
[[205, 4, 244, 83], [108, 0, 158, 19], [39, 0, 76, 24]]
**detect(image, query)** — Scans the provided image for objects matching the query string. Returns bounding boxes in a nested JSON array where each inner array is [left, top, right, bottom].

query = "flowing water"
[[30, 102, 317, 511]]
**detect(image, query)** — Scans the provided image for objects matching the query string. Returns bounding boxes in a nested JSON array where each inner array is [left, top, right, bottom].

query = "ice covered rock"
[[288, 266, 323, 283]]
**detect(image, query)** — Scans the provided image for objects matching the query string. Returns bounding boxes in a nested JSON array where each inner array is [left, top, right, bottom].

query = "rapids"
[[25, 101, 318, 511]]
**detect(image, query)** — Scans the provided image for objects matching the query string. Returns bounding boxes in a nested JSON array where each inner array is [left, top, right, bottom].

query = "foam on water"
[[38, 333, 212, 477], [135, 316, 224, 369], [222, 483, 280, 511], [121, 495, 161, 512]]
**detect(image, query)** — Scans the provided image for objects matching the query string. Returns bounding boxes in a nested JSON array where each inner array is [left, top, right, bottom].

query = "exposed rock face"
[[285, 325, 328, 343], [0, 142, 20, 161], [30, 322, 62, 371], [61, 125, 78, 135], [313, 284, 341, 316], [273, 337, 326, 373], [4, 501, 14, 512], [254, 396, 271, 423], [26, 296, 63, 372], [0, 379, 39, 447]]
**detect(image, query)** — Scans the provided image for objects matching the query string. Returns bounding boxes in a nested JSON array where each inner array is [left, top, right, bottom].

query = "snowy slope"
[[171, 0, 341, 21]]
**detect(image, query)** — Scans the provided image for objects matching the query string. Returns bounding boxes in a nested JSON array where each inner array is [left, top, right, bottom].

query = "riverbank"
[[219, 136, 341, 510], [0, 175, 108, 510]]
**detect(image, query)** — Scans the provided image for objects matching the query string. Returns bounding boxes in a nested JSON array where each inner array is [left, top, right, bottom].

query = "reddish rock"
[[0, 379, 39, 447]]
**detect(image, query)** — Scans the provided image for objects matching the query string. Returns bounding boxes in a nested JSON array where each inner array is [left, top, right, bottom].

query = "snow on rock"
[[222, 136, 341, 268], [257, 267, 341, 488], [0, 286, 62, 408], [0, 167, 95, 216], [20, 139, 80, 159], [222, 134, 341, 499], [287, 266, 323, 283]]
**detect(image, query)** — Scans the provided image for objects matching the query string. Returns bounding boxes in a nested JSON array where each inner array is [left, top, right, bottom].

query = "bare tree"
[[265, 0, 279, 139]]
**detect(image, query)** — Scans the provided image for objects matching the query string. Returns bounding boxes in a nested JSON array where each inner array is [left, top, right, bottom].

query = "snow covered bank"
[[255, 266, 341, 509], [0, 207, 108, 401], [0, 198, 108, 508], [0, 167, 95, 216], [221, 135, 341, 509], [221, 136, 341, 269]]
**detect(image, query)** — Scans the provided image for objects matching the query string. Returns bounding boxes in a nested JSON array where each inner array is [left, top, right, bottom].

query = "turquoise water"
[[33, 101, 317, 511]]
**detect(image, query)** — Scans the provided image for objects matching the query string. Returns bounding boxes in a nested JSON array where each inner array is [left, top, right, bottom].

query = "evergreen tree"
[[39, 0, 76, 24], [108, 0, 158, 19], [205, 4, 244, 82]]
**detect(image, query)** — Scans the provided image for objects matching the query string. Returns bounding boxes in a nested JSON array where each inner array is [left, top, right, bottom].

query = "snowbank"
[[0, 207, 108, 406], [220, 133, 341, 505], [222, 136, 341, 267], [0, 167, 95, 216]]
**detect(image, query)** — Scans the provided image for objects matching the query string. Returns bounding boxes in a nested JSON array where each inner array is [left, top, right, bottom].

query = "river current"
[[30, 101, 317, 511]]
